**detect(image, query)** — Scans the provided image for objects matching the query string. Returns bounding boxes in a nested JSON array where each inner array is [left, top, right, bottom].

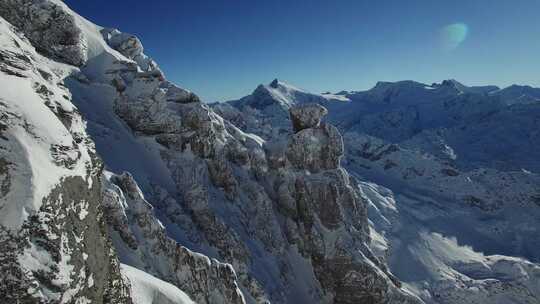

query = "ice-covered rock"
[[101, 27, 161, 73]]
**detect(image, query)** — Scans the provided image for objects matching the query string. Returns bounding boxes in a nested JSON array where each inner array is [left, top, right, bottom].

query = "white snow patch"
[[121, 264, 196, 304]]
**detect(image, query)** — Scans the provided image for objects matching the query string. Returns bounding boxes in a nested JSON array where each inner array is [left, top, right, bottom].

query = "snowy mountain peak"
[[432, 79, 500, 95], [237, 79, 330, 110], [269, 78, 280, 88]]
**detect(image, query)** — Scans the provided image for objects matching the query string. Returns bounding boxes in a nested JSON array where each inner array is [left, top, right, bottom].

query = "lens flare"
[[440, 23, 468, 51]]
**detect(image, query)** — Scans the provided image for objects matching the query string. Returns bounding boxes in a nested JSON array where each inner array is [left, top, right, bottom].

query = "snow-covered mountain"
[[219, 79, 540, 303], [219, 78, 540, 172], [1, 1, 539, 303]]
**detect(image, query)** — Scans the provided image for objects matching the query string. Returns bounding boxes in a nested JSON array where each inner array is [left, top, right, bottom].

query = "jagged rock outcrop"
[[102, 171, 246, 304], [0, 0, 87, 66], [101, 27, 161, 73], [269, 105, 417, 303], [290, 103, 328, 132], [287, 123, 343, 172], [98, 37, 419, 299]]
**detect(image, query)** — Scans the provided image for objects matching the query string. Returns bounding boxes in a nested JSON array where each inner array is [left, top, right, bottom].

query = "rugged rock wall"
[[102, 35, 418, 300], [0, 0, 87, 66], [102, 171, 246, 304]]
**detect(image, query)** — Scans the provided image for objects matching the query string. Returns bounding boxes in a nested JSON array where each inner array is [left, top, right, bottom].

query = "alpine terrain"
[[0, 1, 539, 304]]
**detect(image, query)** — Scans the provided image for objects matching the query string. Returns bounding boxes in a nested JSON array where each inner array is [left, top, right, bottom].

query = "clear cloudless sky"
[[65, 0, 540, 102]]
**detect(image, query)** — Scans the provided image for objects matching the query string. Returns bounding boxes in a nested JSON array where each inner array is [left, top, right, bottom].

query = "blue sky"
[[66, 0, 540, 102]]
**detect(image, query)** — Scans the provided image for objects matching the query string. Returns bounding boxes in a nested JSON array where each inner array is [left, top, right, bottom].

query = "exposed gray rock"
[[290, 103, 328, 132], [103, 172, 246, 304], [101, 27, 161, 73], [0, 0, 87, 66], [85, 15, 419, 304], [287, 122, 344, 172]]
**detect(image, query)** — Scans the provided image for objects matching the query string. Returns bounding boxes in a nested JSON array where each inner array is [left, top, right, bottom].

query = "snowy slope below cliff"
[[0, 16, 92, 229], [362, 180, 540, 304], [121, 264, 195, 304]]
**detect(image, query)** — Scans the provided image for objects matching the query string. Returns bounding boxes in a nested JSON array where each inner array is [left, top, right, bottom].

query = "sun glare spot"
[[440, 22, 468, 51]]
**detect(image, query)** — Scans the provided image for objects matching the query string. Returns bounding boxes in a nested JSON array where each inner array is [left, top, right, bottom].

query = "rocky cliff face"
[[268, 104, 417, 303], [94, 20, 419, 300], [57, 6, 414, 301], [102, 171, 246, 304], [0, 0, 237, 303]]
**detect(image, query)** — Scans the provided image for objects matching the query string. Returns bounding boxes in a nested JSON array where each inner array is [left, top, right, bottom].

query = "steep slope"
[[0, 11, 130, 303], [70, 32, 418, 301], [102, 171, 245, 304], [0, 0, 241, 303], [121, 264, 196, 304]]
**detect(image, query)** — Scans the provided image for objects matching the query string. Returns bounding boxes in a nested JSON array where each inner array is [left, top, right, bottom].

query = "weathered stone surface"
[[101, 27, 161, 73], [0, 0, 87, 66], [96, 20, 418, 304], [0, 16, 131, 302], [287, 122, 344, 172], [290, 103, 328, 132], [103, 172, 246, 304]]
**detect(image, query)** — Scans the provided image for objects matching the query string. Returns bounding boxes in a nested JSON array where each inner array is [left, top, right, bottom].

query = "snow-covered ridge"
[[0, 1, 233, 302], [221, 78, 540, 303]]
